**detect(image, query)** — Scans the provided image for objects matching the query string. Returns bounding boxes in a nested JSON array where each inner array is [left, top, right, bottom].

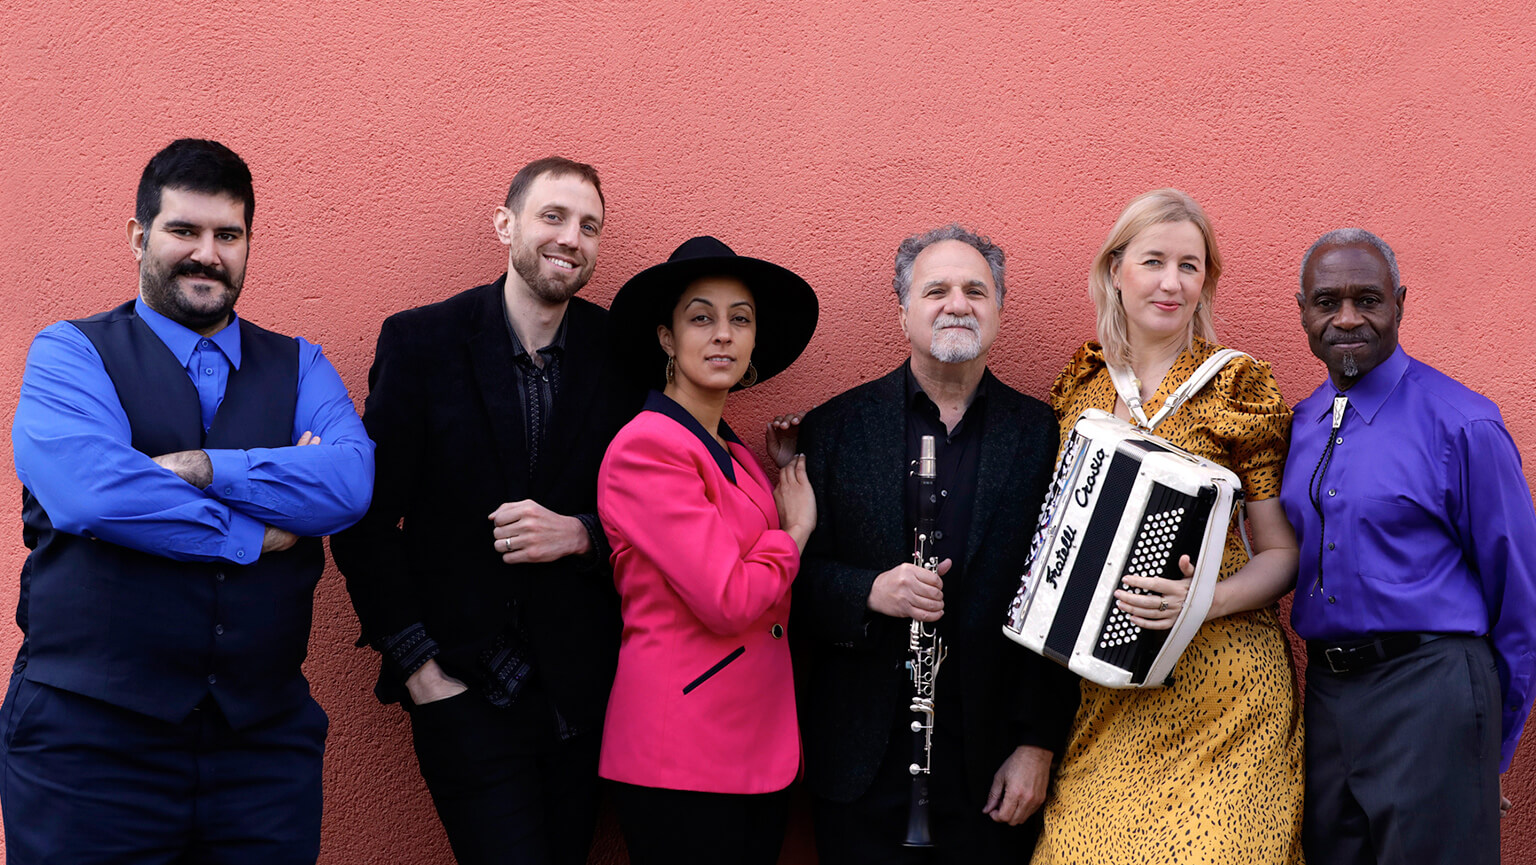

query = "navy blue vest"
[[18, 301, 324, 729]]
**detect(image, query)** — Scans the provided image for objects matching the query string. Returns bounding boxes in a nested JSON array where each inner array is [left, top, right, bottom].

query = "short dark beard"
[[509, 244, 585, 305], [140, 255, 242, 332]]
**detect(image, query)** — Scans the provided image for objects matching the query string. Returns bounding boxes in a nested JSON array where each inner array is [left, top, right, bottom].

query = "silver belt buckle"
[[1325, 646, 1348, 673]]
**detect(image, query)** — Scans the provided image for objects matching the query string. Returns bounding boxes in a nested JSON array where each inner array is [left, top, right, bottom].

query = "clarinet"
[[904, 435, 947, 847]]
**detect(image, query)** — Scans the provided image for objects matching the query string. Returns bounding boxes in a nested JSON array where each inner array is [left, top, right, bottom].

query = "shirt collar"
[[1304, 344, 1408, 425], [642, 390, 745, 484], [903, 359, 990, 416], [134, 298, 242, 369], [503, 300, 569, 362]]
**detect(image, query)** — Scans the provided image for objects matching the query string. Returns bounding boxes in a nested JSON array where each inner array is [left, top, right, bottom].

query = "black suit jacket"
[[332, 278, 633, 731], [793, 364, 1079, 807]]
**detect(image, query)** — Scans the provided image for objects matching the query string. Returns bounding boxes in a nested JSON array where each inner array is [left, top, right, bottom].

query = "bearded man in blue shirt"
[[0, 139, 374, 864], [1281, 227, 1536, 865]]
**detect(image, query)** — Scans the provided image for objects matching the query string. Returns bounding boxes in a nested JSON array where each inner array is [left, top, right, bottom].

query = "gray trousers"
[[1303, 635, 1500, 865]]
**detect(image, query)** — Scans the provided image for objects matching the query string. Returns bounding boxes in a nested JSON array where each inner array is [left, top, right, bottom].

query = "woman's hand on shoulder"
[[773, 453, 816, 552], [766, 412, 806, 468]]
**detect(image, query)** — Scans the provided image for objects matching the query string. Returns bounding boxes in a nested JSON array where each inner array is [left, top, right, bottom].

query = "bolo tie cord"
[[1306, 395, 1348, 593]]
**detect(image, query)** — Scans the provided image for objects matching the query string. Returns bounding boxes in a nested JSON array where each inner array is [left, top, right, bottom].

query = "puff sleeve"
[[1216, 355, 1291, 502]]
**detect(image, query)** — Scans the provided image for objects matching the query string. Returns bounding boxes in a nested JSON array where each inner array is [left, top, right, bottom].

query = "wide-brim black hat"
[[609, 235, 819, 390]]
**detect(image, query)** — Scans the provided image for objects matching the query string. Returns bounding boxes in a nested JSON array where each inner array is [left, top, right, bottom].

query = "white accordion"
[[1002, 408, 1244, 688]]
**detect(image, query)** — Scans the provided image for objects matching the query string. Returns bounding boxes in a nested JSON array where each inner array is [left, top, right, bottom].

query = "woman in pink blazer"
[[598, 236, 819, 865]]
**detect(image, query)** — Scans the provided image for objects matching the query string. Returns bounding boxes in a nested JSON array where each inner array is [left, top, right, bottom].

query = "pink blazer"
[[596, 393, 800, 794]]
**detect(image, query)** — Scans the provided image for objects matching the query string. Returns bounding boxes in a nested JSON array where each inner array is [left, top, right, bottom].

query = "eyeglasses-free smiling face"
[[899, 239, 1000, 365], [1298, 242, 1404, 391], [1112, 219, 1207, 346], [658, 276, 757, 397], [496, 171, 604, 305], [130, 187, 249, 336]]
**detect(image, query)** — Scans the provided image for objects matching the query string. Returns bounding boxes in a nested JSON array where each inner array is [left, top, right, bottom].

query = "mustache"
[[171, 260, 231, 286], [1323, 329, 1372, 345], [932, 314, 980, 334]]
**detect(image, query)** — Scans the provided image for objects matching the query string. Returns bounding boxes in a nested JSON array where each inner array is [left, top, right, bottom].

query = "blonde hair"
[[1089, 189, 1222, 368]]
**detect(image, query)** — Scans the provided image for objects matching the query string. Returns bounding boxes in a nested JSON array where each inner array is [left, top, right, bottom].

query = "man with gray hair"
[[1281, 228, 1536, 865], [789, 225, 1078, 863]]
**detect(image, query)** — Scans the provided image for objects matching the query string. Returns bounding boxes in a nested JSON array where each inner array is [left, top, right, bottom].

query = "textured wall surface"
[[3, 1, 1535, 861]]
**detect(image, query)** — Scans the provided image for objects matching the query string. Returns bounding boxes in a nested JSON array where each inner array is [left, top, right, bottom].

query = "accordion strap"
[[1107, 348, 1250, 433], [1106, 347, 1255, 559]]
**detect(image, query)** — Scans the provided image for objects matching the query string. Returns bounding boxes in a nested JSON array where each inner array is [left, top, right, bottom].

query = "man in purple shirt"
[[1281, 227, 1536, 865]]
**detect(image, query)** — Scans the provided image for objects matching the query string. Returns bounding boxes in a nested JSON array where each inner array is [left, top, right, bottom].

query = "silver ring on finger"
[[501, 538, 510, 553]]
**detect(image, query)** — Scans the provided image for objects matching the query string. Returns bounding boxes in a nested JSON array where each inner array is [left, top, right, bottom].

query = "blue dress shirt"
[[13, 299, 374, 564], [1280, 346, 1536, 770]]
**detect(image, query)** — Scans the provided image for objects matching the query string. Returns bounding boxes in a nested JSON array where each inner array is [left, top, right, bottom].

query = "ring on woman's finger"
[[1158, 599, 1169, 612]]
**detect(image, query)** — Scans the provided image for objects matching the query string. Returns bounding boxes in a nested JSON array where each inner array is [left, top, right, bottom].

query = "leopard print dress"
[[1030, 339, 1305, 865]]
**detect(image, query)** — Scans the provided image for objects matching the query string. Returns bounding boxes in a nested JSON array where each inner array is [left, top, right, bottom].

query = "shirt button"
[[224, 486, 234, 495], [1327, 596, 1337, 604], [771, 624, 784, 639], [207, 674, 218, 684], [1328, 542, 1336, 550], [1327, 489, 1337, 497], [215, 572, 225, 582], [933, 530, 944, 540], [215, 624, 224, 636], [235, 550, 245, 559], [204, 368, 214, 375], [940, 490, 949, 498], [1335, 437, 1344, 445], [200, 340, 211, 348]]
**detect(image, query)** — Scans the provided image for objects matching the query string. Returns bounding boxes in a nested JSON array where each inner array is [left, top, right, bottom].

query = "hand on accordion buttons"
[[1114, 554, 1196, 631], [868, 559, 951, 622]]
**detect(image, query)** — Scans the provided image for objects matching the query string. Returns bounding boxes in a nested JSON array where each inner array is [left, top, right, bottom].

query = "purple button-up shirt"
[[1280, 346, 1536, 770]]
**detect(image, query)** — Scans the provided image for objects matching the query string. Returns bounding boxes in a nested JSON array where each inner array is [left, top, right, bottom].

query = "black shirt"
[[899, 362, 988, 740], [903, 362, 987, 587]]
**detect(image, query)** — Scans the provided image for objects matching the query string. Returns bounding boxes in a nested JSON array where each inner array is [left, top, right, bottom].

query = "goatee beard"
[[1339, 352, 1360, 379], [930, 315, 982, 363]]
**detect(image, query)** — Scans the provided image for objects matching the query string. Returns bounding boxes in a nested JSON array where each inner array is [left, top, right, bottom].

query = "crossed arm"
[[13, 322, 373, 565]]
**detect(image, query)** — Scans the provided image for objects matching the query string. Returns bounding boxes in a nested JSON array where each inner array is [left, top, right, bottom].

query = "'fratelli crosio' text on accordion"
[[1002, 408, 1243, 688]]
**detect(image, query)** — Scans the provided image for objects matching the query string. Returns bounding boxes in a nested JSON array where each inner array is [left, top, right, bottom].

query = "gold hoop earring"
[[737, 362, 758, 389], [664, 355, 675, 385]]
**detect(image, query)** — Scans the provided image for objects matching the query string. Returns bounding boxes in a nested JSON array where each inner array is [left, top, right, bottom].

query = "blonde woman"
[[1032, 190, 1304, 864]]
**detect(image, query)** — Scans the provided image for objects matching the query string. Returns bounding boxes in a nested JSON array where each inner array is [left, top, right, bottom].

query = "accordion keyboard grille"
[[1092, 483, 1204, 681]]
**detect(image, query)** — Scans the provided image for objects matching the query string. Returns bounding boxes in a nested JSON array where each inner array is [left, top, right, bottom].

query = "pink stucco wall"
[[3, 1, 1535, 861]]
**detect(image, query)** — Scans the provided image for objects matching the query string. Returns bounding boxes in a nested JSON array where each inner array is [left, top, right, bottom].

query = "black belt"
[[1306, 633, 1447, 674]]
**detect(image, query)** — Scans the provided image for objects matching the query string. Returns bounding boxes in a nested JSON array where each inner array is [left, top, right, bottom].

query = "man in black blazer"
[[794, 224, 1079, 864], [332, 157, 633, 865]]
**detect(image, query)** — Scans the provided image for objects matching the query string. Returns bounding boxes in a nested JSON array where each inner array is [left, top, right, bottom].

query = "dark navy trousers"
[[0, 672, 326, 864]]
